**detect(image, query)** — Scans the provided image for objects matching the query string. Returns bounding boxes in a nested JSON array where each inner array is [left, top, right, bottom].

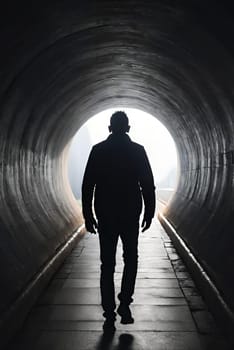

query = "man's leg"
[[98, 227, 119, 321], [117, 223, 139, 323]]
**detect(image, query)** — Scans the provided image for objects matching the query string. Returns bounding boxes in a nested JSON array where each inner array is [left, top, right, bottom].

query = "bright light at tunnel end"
[[68, 108, 178, 203]]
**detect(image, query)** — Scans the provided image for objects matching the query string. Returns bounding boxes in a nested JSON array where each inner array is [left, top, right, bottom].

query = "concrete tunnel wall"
[[1, 0, 234, 334]]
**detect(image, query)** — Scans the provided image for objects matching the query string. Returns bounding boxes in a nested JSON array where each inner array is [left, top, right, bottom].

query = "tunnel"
[[1, 0, 234, 346]]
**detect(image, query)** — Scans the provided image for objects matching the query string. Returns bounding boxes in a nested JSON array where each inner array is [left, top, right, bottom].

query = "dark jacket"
[[82, 133, 155, 226]]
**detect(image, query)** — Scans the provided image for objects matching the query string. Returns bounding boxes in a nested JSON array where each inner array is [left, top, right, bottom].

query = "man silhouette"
[[82, 111, 155, 332]]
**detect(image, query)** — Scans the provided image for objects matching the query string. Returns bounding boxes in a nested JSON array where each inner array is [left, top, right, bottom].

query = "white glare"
[[68, 108, 178, 199]]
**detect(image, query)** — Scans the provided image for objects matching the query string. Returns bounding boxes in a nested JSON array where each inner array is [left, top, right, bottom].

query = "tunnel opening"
[[67, 107, 178, 209], [1, 1, 234, 345]]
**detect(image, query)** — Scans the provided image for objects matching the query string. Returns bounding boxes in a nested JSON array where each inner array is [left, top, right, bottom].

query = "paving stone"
[[70, 270, 175, 279], [38, 287, 185, 306], [27, 305, 195, 331], [193, 310, 218, 334], [164, 242, 174, 247], [53, 272, 70, 279], [69, 260, 173, 271], [9, 330, 210, 350], [136, 278, 179, 287], [49, 279, 67, 288], [138, 256, 169, 261], [7, 218, 230, 350], [186, 295, 206, 311], [64, 271, 177, 281], [168, 253, 181, 260], [182, 287, 200, 297], [138, 261, 173, 268], [171, 260, 187, 272], [38, 288, 102, 305], [165, 247, 177, 254], [58, 267, 72, 273], [175, 271, 191, 279], [134, 288, 184, 299], [179, 278, 196, 288], [61, 278, 179, 289]]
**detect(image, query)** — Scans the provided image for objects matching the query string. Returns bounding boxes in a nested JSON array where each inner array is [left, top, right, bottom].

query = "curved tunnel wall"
[[1, 0, 234, 329]]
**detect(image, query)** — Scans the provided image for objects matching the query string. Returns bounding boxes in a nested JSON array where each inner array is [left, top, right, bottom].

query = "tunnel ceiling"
[[1, 1, 234, 152], [1, 0, 234, 324]]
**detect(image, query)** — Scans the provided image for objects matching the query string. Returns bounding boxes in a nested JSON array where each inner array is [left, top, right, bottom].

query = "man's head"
[[109, 111, 130, 134]]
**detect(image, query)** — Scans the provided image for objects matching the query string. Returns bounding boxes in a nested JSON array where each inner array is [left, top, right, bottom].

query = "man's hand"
[[141, 215, 152, 232], [85, 216, 98, 234]]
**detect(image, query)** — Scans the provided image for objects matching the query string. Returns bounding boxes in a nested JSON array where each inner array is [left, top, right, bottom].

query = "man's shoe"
[[117, 304, 134, 324], [103, 319, 116, 333]]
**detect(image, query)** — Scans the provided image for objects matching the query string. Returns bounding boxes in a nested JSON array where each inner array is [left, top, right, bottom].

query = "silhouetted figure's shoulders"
[[91, 134, 144, 152], [129, 140, 145, 150]]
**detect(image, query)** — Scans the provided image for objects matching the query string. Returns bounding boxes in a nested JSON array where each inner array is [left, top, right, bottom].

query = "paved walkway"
[[8, 219, 231, 349]]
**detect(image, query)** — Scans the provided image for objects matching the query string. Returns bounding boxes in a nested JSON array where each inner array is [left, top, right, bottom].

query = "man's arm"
[[138, 147, 156, 232], [82, 147, 98, 233]]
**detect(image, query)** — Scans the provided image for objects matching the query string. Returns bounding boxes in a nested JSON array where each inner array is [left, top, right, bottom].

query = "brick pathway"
[[8, 219, 231, 349]]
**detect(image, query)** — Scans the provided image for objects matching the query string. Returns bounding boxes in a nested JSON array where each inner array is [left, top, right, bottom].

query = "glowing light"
[[68, 108, 178, 199]]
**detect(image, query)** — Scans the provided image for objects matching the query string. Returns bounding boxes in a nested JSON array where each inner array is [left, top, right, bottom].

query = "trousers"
[[98, 221, 139, 319]]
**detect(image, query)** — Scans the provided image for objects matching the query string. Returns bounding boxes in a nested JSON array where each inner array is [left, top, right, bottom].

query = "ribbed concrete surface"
[[1, 0, 234, 338], [8, 219, 231, 349]]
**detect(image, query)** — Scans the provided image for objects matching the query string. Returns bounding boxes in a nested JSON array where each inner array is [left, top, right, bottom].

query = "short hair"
[[110, 111, 129, 133]]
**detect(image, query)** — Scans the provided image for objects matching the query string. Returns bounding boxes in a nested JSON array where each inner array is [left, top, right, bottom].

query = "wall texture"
[[0, 0, 234, 329]]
